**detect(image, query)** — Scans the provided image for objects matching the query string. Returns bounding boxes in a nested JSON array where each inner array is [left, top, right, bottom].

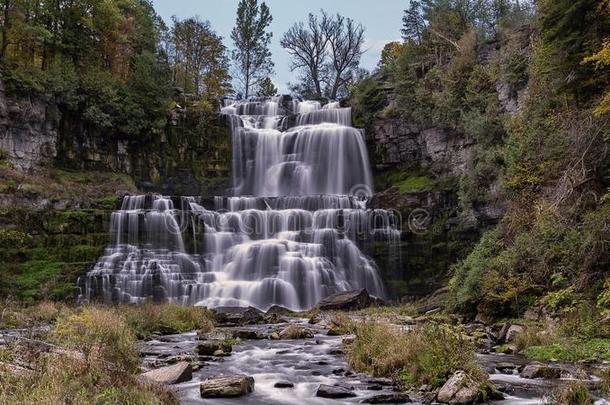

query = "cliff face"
[[0, 79, 231, 302], [359, 35, 530, 300], [0, 78, 232, 196]]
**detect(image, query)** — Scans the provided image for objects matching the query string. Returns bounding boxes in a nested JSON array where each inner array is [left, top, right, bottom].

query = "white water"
[[78, 98, 400, 311]]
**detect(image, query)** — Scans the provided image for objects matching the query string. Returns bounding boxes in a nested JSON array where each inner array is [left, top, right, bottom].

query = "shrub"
[[50, 307, 139, 372], [346, 321, 484, 389]]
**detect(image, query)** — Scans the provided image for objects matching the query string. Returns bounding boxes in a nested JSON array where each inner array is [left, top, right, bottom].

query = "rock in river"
[[140, 362, 192, 385], [279, 324, 315, 339], [195, 340, 233, 356], [316, 384, 357, 399], [211, 306, 264, 326], [200, 375, 255, 398], [316, 289, 372, 311], [519, 363, 562, 379], [437, 371, 480, 404], [232, 329, 266, 340], [362, 393, 411, 404]]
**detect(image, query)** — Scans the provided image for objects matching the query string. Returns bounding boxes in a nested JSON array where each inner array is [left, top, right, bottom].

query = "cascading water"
[[77, 97, 400, 311]]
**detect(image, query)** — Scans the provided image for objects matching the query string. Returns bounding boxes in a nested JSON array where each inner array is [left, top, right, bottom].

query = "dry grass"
[[0, 305, 178, 404], [0, 352, 178, 404], [346, 321, 484, 389], [0, 300, 73, 329], [544, 381, 593, 405], [118, 302, 215, 339], [50, 306, 140, 372]]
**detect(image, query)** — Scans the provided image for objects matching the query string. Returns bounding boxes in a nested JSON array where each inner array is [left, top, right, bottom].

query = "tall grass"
[[1, 305, 178, 404], [346, 321, 484, 389], [118, 302, 215, 339]]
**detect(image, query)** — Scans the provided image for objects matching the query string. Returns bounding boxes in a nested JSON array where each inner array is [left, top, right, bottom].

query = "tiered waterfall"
[[77, 96, 400, 311]]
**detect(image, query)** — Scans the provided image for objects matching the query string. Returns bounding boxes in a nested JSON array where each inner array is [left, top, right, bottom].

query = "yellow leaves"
[[583, 40, 610, 117], [582, 40, 610, 69]]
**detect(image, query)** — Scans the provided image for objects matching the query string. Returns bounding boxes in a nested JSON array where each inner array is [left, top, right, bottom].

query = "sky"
[[151, 0, 406, 93]]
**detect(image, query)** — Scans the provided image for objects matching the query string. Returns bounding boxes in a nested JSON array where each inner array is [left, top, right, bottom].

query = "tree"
[[256, 76, 277, 97], [282, 11, 365, 100], [280, 11, 330, 99], [325, 14, 365, 100], [171, 16, 230, 98], [230, 0, 274, 99], [379, 41, 403, 70], [402, 0, 425, 44]]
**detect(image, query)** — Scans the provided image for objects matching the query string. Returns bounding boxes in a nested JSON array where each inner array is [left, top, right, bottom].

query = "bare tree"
[[280, 11, 330, 99], [324, 14, 365, 100], [282, 11, 365, 100]]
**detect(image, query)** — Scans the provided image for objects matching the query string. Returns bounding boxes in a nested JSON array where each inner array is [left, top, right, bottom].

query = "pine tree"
[[230, 0, 274, 99], [402, 0, 425, 44], [256, 77, 277, 97]]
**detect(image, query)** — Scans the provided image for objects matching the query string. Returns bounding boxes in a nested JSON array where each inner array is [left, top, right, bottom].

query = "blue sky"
[[151, 0, 406, 92]]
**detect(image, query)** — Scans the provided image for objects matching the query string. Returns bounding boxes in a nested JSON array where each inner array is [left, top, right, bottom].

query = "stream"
[[139, 318, 569, 405]]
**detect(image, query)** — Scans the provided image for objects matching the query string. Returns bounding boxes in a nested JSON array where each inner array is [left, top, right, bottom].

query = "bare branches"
[[280, 12, 330, 98], [281, 11, 365, 99]]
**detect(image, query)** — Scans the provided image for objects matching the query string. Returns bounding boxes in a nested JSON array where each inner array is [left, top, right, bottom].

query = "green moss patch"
[[526, 339, 610, 362]]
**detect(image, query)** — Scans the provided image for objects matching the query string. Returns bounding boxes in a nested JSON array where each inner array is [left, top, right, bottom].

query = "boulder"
[[495, 362, 517, 374], [140, 362, 192, 385], [279, 324, 315, 339], [505, 325, 524, 343], [437, 371, 480, 404], [362, 393, 411, 404], [195, 340, 233, 356], [519, 363, 562, 379], [211, 307, 264, 325], [316, 384, 357, 399], [316, 289, 372, 311], [416, 304, 442, 315], [266, 305, 295, 317], [274, 381, 294, 388], [200, 375, 255, 398], [232, 329, 266, 340]]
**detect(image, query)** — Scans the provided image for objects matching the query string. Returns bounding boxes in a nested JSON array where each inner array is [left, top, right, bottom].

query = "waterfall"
[[78, 97, 400, 311]]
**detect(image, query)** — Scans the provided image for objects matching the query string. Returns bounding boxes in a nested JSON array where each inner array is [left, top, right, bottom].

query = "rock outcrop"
[[316, 289, 373, 311]]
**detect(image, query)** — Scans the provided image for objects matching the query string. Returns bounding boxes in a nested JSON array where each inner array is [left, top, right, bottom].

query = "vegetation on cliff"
[[351, 0, 610, 323], [0, 0, 231, 135]]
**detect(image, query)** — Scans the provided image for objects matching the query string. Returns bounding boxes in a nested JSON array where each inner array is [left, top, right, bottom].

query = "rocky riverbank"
[[1, 294, 608, 404]]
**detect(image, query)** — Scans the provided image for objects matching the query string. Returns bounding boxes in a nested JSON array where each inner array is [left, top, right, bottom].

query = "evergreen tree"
[[230, 0, 274, 99], [402, 0, 425, 44], [256, 76, 277, 97]]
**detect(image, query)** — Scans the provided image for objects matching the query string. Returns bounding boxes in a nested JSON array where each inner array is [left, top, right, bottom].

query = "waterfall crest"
[[78, 97, 400, 311]]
